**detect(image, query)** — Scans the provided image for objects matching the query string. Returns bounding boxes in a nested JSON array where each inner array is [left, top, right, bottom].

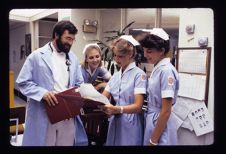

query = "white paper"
[[181, 117, 194, 131], [178, 49, 207, 74], [188, 102, 214, 136], [172, 97, 193, 131], [78, 83, 110, 104], [171, 112, 183, 130], [178, 73, 206, 101], [172, 100, 192, 120]]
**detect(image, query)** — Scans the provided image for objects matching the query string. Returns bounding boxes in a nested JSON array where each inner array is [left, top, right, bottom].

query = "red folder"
[[44, 87, 107, 124]]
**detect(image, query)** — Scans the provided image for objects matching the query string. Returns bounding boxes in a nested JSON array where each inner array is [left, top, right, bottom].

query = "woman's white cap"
[[151, 28, 169, 40], [119, 35, 140, 46], [82, 43, 101, 54], [142, 28, 169, 40]]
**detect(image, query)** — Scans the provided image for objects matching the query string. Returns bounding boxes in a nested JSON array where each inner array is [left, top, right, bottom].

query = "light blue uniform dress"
[[143, 58, 179, 145], [80, 65, 111, 84], [104, 62, 147, 145], [16, 43, 88, 146]]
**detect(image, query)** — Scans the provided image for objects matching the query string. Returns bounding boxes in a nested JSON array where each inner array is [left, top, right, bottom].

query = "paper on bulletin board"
[[173, 97, 194, 131], [178, 49, 207, 74], [173, 97, 193, 120], [178, 73, 206, 101], [171, 112, 183, 130], [181, 117, 194, 131], [188, 102, 214, 136]]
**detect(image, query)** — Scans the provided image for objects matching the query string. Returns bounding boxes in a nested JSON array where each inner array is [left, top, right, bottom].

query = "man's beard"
[[56, 38, 71, 54]]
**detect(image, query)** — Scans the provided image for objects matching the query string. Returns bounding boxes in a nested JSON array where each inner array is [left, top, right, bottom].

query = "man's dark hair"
[[140, 34, 170, 55], [52, 20, 78, 39]]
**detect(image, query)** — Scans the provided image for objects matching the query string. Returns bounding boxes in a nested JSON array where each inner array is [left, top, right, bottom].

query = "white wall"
[[72, 9, 101, 62], [58, 9, 123, 63], [58, 9, 100, 62], [58, 9, 71, 21], [178, 8, 214, 145], [99, 9, 121, 46]]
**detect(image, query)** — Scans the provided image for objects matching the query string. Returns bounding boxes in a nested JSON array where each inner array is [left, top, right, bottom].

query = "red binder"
[[44, 87, 107, 124]]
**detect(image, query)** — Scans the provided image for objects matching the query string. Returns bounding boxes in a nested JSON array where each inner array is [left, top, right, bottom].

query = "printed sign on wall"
[[188, 102, 214, 136]]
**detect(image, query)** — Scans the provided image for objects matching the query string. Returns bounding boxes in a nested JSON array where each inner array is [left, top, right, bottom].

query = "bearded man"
[[16, 20, 88, 146]]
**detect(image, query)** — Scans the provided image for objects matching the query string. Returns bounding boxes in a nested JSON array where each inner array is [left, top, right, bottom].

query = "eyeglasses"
[[63, 36, 75, 43]]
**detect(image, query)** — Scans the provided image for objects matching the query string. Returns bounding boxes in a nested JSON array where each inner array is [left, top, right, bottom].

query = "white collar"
[[50, 42, 57, 53], [86, 65, 97, 77], [119, 62, 136, 78], [150, 58, 170, 78]]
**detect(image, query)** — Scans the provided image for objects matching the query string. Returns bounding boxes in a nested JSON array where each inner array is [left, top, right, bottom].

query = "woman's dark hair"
[[52, 20, 78, 39], [140, 34, 170, 55]]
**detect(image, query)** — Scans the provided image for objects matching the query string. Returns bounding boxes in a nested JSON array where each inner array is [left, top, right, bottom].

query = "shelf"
[[39, 36, 51, 39]]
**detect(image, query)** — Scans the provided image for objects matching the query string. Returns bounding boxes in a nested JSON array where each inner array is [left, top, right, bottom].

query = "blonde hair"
[[81, 44, 102, 69], [111, 38, 136, 57]]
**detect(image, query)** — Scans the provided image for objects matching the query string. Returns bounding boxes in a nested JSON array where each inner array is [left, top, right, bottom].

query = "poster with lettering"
[[188, 102, 213, 136]]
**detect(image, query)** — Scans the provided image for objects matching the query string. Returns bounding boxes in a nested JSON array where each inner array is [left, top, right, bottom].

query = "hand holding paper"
[[78, 83, 110, 105], [44, 83, 110, 124]]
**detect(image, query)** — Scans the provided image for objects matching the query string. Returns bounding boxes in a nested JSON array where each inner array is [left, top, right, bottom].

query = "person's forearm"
[[95, 82, 107, 90], [150, 109, 171, 144], [118, 103, 142, 114]]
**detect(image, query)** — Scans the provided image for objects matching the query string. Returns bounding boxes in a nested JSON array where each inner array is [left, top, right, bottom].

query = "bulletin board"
[[176, 47, 211, 105]]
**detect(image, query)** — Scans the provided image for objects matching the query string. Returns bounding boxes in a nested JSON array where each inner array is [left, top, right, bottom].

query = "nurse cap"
[[119, 35, 140, 46], [151, 28, 169, 41], [142, 28, 169, 41], [82, 43, 101, 54]]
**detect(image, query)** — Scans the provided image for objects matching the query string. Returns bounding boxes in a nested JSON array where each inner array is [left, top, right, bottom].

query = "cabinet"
[[38, 20, 56, 47], [34, 20, 57, 48]]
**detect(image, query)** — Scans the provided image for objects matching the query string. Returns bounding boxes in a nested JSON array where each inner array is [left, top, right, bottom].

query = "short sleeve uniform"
[[80, 65, 111, 84], [104, 62, 147, 145], [143, 58, 179, 145]]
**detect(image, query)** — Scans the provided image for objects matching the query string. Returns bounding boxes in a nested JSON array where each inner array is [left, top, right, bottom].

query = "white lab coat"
[[16, 43, 88, 146]]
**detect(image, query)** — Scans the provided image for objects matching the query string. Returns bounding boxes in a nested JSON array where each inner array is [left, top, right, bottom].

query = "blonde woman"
[[80, 43, 111, 91], [101, 35, 147, 145]]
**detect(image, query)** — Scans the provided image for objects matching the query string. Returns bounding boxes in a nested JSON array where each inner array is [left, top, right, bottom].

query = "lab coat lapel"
[[40, 44, 54, 74]]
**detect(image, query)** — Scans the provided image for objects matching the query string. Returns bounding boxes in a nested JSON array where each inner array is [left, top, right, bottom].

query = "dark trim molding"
[[40, 18, 58, 22]]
